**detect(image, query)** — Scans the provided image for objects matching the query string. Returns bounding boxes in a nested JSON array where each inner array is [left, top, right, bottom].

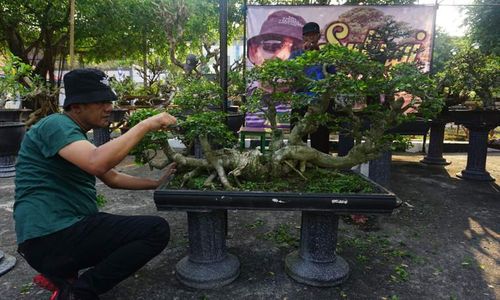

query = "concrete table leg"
[[175, 210, 240, 289], [457, 126, 495, 181], [285, 212, 349, 286], [0, 155, 16, 178], [369, 151, 392, 187], [421, 121, 450, 165]]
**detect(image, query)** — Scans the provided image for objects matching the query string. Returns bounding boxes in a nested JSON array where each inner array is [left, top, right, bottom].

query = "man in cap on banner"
[[247, 10, 306, 66], [289, 22, 336, 154], [14, 68, 177, 300]]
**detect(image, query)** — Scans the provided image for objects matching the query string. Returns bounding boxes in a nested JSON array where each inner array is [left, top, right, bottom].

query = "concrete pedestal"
[[0, 155, 17, 178], [457, 125, 495, 181], [285, 212, 349, 286], [421, 121, 450, 165], [175, 210, 240, 289]]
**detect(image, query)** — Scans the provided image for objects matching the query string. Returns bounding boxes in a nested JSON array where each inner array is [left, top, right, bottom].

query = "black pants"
[[18, 213, 169, 299]]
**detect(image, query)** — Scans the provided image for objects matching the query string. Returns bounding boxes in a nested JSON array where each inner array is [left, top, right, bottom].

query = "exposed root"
[[284, 160, 308, 181]]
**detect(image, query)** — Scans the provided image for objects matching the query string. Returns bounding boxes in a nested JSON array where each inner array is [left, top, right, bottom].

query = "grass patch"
[[263, 224, 299, 248]]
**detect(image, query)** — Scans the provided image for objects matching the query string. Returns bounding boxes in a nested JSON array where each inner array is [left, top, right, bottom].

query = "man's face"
[[248, 36, 295, 66], [303, 32, 320, 51], [73, 102, 113, 129]]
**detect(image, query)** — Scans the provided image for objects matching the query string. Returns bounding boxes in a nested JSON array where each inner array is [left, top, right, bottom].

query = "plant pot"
[[0, 121, 26, 177], [110, 108, 128, 123], [227, 112, 245, 134], [0, 109, 32, 122]]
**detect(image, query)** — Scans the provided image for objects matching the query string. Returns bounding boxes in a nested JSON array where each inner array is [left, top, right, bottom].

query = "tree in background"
[[465, 0, 500, 56], [0, 0, 167, 122], [431, 28, 465, 75]]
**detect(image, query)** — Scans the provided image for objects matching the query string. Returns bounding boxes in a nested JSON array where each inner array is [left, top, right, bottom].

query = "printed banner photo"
[[246, 5, 436, 71]]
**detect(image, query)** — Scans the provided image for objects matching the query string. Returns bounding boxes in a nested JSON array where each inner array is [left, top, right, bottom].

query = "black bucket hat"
[[63, 68, 117, 108]]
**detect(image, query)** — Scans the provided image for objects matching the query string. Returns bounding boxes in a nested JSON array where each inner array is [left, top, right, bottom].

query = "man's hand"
[[156, 162, 177, 188], [98, 162, 177, 190], [142, 112, 177, 131]]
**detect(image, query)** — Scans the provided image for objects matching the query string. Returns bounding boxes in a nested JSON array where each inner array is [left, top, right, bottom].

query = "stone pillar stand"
[[421, 121, 450, 165], [92, 128, 111, 146], [368, 151, 392, 187], [175, 210, 240, 289], [0, 155, 17, 178], [457, 125, 495, 181], [285, 212, 349, 286]]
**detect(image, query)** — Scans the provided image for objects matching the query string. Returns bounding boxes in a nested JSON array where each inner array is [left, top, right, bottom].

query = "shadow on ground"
[[0, 153, 498, 299]]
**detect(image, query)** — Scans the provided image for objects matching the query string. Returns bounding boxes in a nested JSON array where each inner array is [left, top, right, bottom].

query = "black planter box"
[[154, 174, 400, 289]]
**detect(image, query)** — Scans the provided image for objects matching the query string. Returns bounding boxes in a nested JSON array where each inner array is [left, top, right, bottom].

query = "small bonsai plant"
[[436, 42, 500, 110]]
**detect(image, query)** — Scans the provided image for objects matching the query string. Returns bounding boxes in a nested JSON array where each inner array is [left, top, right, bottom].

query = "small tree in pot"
[[436, 42, 499, 110], [128, 44, 441, 190]]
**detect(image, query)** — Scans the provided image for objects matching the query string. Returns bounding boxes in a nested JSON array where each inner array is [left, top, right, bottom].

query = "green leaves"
[[172, 77, 223, 112], [128, 108, 171, 164], [437, 42, 499, 108]]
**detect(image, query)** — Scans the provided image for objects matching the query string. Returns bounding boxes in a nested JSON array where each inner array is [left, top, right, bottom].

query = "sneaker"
[[33, 274, 57, 292], [49, 290, 60, 300]]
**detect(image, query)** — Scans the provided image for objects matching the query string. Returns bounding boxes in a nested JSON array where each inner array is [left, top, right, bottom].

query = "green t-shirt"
[[14, 113, 98, 244]]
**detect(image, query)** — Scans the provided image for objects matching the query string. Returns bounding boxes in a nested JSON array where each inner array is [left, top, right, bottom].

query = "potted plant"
[[0, 52, 33, 122], [422, 43, 499, 179], [0, 52, 36, 177], [126, 43, 440, 288]]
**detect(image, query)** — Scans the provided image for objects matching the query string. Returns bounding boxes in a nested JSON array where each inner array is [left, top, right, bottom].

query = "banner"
[[246, 5, 436, 71]]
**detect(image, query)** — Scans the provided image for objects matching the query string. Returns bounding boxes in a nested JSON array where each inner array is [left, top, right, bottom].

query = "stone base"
[[0, 250, 16, 276], [175, 253, 240, 289], [457, 170, 495, 182], [420, 156, 451, 165], [0, 156, 16, 178], [285, 251, 349, 287]]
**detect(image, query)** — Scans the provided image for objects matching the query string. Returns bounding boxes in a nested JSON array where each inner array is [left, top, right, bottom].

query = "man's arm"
[[97, 162, 176, 190], [58, 112, 176, 177]]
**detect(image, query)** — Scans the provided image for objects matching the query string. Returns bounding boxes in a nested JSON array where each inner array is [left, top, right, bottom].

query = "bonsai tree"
[[127, 44, 441, 190], [436, 42, 500, 110]]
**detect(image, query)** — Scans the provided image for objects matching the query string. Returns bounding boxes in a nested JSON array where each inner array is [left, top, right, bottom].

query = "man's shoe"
[[49, 290, 60, 300], [33, 274, 57, 292]]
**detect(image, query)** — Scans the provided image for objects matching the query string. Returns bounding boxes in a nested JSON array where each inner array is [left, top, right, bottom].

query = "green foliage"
[[0, 52, 34, 104], [110, 77, 138, 100], [465, 0, 500, 56], [96, 194, 107, 208], [246, 219, 265, 229], [127, 108, 171, 164], [76, 0, 167, 63], [437, 42, 499, 108], [264, 224, 299, 247], [431, 29, 465, 75], [391, 264, 409, 282], [179, 111, 237, 148], [169, 76, 238, 147], [391, 135, 413, 152]]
